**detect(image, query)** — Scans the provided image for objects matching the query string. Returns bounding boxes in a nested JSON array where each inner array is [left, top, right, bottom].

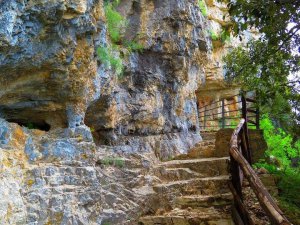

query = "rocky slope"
[[0, 0, 238, 224]]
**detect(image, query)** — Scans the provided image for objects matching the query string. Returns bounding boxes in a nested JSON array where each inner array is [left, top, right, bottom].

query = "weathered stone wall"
[[0, 118, 161, 224], [0, 0, 214, 224], [0, 0, 210, 157], [85, 0, 210, 154]]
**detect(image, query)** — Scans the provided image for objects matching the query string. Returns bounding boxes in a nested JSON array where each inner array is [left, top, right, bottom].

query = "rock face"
[[0, 0, 104, 129], [195, 0, 241, 130], [0, 0, 208, 157], [85, 0, 210, 154], [0, 118, 160, 224], [0, 0, 236, 224]]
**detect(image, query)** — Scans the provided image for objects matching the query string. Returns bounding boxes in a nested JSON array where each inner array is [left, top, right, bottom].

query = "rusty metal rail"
[[198, 94, 259, 131]]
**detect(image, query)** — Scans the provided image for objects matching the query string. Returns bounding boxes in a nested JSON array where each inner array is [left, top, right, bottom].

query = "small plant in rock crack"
[[98, 0, 145, 78], [209, 29, 231, 43], [97, 46, 124, 77], [102, 222, 111, 225], [198, 0, 207, 16], [100, 157, 125, 168]]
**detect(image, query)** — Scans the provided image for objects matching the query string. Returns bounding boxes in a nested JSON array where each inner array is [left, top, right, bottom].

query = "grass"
[[100, 157, 125, 168], [278, 197, 300, 225], [124, 40, 144, 53]]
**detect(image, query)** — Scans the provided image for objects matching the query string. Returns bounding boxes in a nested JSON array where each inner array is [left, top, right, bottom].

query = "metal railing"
[[198, 94, 260, 131]]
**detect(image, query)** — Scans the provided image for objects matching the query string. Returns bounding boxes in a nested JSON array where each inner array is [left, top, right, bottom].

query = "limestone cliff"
[[0, 0, 235, 224]]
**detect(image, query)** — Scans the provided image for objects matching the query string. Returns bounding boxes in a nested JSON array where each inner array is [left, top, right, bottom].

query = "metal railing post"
[[221, 99, 225, 129], [204, 106, 207, 130]]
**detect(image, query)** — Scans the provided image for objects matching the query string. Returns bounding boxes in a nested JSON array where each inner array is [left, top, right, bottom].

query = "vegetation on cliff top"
[[221, 0, 300, 139]]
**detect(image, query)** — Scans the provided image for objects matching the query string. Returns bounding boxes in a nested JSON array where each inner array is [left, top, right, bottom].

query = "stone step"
[[201, 132, 217, 141], [153, 176, 230, 197], [174, 193, 233, 209], [154, 167, 204, 181], [139, 207, 233, 225], [155, 157, 229, 179], [174, 144, 216, 159], [179, 143, 229, 159], [196, 140, 215, 146]]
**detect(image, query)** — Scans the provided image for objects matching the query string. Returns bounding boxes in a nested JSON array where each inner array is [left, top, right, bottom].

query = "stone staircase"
[[139, 131, 234, 225]]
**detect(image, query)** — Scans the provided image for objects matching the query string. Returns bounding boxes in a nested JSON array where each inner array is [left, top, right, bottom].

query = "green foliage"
[[220, 29, 231, 42], [104, 3, 126, 43], [260, 115, 299, 170], [198, 0, 207, 16], [223, 40, 300, 137], [100, 157, 125, 168], [220, 0, 300, 138], [277, 196, 300, 225], [124, 40, 144, 53], [100, 1, 144, 78], [209, 30, 219, 41], [220, 0, 299, 54], [97, 46, 124, 77], [209, 29, 231, 45], [254, 115, 300, 217]]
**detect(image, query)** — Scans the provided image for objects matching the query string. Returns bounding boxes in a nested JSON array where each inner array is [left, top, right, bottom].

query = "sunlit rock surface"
[[0, 0, 237, 224]]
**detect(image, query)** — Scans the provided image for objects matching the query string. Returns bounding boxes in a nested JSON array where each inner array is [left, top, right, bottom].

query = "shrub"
[[260, 115, 299, 170], [124, 40, 144, 53], [97, 46, 124, 77], [198, 0, 207, 16], [100, 1, 144, 78], [254, 114, 300, 221], [104, 3, 126, 43], [209, 29, 231, 43]]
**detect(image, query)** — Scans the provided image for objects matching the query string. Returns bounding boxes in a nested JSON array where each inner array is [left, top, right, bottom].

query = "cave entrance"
[[7, 119, 51, 131]]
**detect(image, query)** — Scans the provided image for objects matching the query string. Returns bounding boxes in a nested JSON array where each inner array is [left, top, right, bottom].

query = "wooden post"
[[229, 183, 254, 225], [256, 106, 260, 129], [230, 146, 291, 225], [241, 95, 252, 164]]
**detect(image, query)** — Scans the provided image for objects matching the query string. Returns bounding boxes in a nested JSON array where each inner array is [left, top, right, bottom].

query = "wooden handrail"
[[230, 119, 292, 225]]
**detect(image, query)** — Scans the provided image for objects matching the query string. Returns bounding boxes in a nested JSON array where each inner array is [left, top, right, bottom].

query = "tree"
[[220, 0, 300, 138]]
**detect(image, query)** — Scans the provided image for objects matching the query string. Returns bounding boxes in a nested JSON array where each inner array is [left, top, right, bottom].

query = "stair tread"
[[158, 157, 229, 166], [164, 167, 203, 175], [140, 207, 232, 220], [174, 193, 233, 208], [176, 192, 232, 201], [154, 175, 230, 187]]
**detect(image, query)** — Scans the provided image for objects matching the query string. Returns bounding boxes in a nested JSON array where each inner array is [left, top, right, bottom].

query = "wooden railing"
[[229, 119, 291, 225]]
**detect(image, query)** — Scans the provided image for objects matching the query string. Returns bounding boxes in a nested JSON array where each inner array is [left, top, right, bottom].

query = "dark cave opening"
[[7, 119, 51, 131]]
